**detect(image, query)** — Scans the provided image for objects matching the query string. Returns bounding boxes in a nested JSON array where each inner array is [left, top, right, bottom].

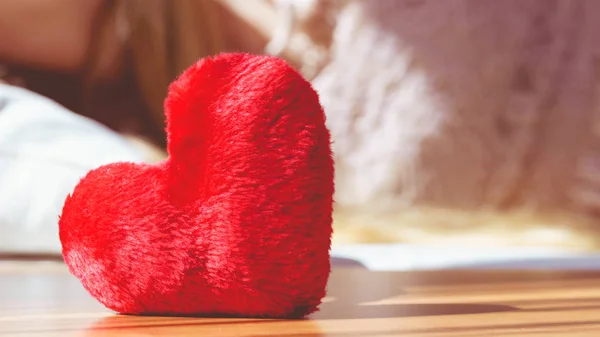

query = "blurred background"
[[2, 0, 600, 269]]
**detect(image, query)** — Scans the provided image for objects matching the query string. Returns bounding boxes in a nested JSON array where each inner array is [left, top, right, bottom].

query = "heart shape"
[[59, 53, 334, 318]]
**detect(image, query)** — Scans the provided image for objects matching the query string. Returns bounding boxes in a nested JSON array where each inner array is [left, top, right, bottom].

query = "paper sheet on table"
[[331, 244, 600, 270]]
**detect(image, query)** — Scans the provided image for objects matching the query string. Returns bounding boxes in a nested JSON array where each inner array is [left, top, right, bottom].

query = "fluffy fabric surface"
[[277, 0, 600, 249], [59, 53, 334, 318]]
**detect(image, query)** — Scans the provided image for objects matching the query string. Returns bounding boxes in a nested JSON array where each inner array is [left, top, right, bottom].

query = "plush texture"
[[274, 0, 600, 249], [58, 53, 334, 318]]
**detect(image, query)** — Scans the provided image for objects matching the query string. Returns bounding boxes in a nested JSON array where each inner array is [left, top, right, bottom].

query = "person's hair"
[[83, 0, 226, 141], [81, 0, 337, 147]]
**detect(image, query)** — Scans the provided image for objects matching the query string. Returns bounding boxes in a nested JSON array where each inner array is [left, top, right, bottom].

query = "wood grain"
[[1, 262, 600, 336]]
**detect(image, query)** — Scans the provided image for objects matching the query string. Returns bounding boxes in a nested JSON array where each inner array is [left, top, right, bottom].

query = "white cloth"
[[0, 84, 146, 254]]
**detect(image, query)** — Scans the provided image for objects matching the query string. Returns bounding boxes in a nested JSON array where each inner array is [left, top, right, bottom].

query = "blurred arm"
[[0, 0, 102, 72]]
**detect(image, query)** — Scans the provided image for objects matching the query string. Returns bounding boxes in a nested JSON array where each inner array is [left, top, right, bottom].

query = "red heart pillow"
[[58, 53, 334, 318]]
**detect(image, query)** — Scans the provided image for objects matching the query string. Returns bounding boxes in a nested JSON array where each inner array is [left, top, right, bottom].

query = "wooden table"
[[1, 261, 600, 336]]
